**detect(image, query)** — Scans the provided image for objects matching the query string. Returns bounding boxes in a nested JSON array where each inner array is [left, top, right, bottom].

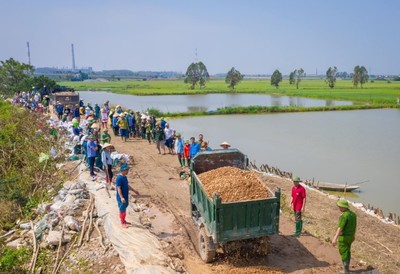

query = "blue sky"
[[1, 0, 399, 75]]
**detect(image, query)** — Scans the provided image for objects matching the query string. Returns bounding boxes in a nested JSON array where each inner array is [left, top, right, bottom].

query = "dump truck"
[[190, 149, 281, 262], [52, 91, 80, 107]]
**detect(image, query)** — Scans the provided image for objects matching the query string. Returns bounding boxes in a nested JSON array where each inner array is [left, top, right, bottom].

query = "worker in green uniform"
[[331, 199, 357, 274]]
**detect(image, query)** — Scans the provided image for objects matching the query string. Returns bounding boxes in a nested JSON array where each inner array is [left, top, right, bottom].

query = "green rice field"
[[59, 79, 400, 105]]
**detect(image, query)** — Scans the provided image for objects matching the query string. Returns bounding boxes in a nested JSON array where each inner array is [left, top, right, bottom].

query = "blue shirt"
[[112, 117, 119, 127], [73, 127, 80, 136], [116, 174, 129, 201], [160, 120, 166, 130], [87, 140, 97, 157], [190, 142, 201, 158], [175, 138, 184, 154], [73, 108, 80, 118], [56, 104, 64, 114]]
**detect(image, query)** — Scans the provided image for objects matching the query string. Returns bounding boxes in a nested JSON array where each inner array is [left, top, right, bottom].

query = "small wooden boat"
[[304, 180, 360, 192]]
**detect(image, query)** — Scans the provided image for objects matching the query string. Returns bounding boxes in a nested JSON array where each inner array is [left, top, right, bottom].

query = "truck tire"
[[198, 227, 216, 263]]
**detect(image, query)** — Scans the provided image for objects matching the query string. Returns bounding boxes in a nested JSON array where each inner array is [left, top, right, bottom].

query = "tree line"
[[0, 58, 59, 95], [184, 62, 370, 90], [0, 57, 371, 95]]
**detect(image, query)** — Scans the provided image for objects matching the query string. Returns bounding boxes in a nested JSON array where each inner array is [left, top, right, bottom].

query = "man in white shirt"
[[164, 123, 175, 154]]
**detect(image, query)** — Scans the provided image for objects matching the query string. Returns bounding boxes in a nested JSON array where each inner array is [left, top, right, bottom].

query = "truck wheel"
[[198, 227, 216, 263]]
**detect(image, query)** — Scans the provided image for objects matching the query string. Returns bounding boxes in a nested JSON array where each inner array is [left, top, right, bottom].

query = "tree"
[[353, 65, 368, 88], [295, 68, 305, 89], [326, 66, 338, 88], [0, 58, 34, 95], [184, 61, 210, 89], [289, 71, 295, 85], [225, 67, 244, 90], [29, 75, 59, 92], [271, 70, 282, 88]]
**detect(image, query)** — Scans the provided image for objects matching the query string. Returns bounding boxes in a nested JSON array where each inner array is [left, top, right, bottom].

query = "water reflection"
[[79, 91, 353, 113]]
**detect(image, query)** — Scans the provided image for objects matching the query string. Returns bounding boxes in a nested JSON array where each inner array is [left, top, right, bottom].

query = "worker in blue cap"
[[116, 164, 140, 228]]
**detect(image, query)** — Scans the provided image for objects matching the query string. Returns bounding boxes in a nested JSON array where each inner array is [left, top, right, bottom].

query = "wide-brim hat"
[[91, 123, 99, 128], [102, 143, 114, 149], [293, 177, 302, 182], [175, 132, 181, 137], [87, 134, 96, 140], [220, 141, 231, 147], [337, 199, 350, 209], [103, 128, 108, 132]]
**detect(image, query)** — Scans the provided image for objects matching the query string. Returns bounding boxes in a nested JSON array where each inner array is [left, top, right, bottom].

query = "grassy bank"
[[147, 104, 397, 119], [0, 101, 63, 231], [59, 79, 400, 105]]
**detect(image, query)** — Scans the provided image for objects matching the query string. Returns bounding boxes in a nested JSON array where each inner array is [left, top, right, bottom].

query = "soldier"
[[332, 199, 357, 274]]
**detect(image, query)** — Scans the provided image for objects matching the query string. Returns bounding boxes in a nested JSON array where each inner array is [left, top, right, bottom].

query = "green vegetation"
[[0, 58, 59, 95], [60, 78, 400, 105], [270, 70, 283, 88], [0, 100, 63, 231], [326, 66, 338, 88], [0, 246, 30, 273], [184, 61, 210, 89], [225, 67, 244, 90]]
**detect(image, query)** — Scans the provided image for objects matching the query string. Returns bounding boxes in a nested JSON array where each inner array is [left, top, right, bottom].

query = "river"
[[79, 90, 399, 216], [79, 91, 352, 113], [170, 109, 400, 216]]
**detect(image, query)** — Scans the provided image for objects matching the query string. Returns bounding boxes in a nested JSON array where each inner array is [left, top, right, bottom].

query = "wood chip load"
[[198, 166, 269, 202]]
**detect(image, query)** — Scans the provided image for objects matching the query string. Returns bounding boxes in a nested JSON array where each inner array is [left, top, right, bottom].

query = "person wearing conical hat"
[[332, 199, 357, 274], [117, 113, 128, 142], [220, 141, 231, 149], [290, 176, 306, 237], [100, 128, 111, 144]]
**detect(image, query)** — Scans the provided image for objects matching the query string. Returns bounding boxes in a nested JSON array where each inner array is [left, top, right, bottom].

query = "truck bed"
[[190, 149, 280, 244]]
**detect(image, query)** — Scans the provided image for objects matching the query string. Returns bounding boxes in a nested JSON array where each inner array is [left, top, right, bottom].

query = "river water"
[[79, 91, 352, 113], [78, 90, 399, 216], [170, 109, 400, 216]]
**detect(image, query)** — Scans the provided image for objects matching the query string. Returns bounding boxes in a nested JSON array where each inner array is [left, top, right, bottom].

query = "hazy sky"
[[1, 0, 399, 75]]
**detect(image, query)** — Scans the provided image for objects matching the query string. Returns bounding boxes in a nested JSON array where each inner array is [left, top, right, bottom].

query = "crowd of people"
[[9, 91, 357, 272], [53, 99, 233, 171]]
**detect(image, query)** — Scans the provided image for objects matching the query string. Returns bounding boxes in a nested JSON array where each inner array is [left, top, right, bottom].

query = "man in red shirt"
[[291, 177, 306, 237]]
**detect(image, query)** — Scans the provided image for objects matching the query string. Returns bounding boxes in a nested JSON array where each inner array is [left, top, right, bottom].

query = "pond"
[[79, 91, 353, 113]]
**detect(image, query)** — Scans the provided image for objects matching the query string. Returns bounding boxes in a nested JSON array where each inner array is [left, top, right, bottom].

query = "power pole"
[[71, 43, 76, 71], [26, 42, 31, 66], [195, 48, 198, 62]]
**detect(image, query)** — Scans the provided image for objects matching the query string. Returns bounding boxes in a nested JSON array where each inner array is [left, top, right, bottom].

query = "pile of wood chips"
[[198, 166, 269, 202]]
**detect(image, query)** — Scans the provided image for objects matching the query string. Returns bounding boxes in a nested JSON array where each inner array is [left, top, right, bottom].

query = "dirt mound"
[[198, 166, 269, 202]]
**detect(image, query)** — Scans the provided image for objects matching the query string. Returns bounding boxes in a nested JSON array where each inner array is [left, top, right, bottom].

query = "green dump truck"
[[190, 149, 281, 262]]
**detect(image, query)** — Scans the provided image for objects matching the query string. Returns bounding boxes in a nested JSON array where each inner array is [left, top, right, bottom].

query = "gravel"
[[198, 166, 269, 202]]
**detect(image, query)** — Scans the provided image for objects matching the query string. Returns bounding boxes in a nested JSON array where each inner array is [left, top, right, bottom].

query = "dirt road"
[[111, 136, 398, 274]]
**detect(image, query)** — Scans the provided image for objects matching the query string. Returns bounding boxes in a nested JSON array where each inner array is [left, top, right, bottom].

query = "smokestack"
[[71, 43, 76, 71], [27, 42, 31, 66]]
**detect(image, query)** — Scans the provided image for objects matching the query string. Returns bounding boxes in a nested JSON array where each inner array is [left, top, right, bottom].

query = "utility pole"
[[26, 42, 31, 66], [71, 43, 76, 71], [195, 48, 198, 62]]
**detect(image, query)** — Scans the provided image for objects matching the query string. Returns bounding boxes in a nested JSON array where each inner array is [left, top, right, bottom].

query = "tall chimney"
[[27, 42, 31, 66], [71, 43, 76, 71]]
